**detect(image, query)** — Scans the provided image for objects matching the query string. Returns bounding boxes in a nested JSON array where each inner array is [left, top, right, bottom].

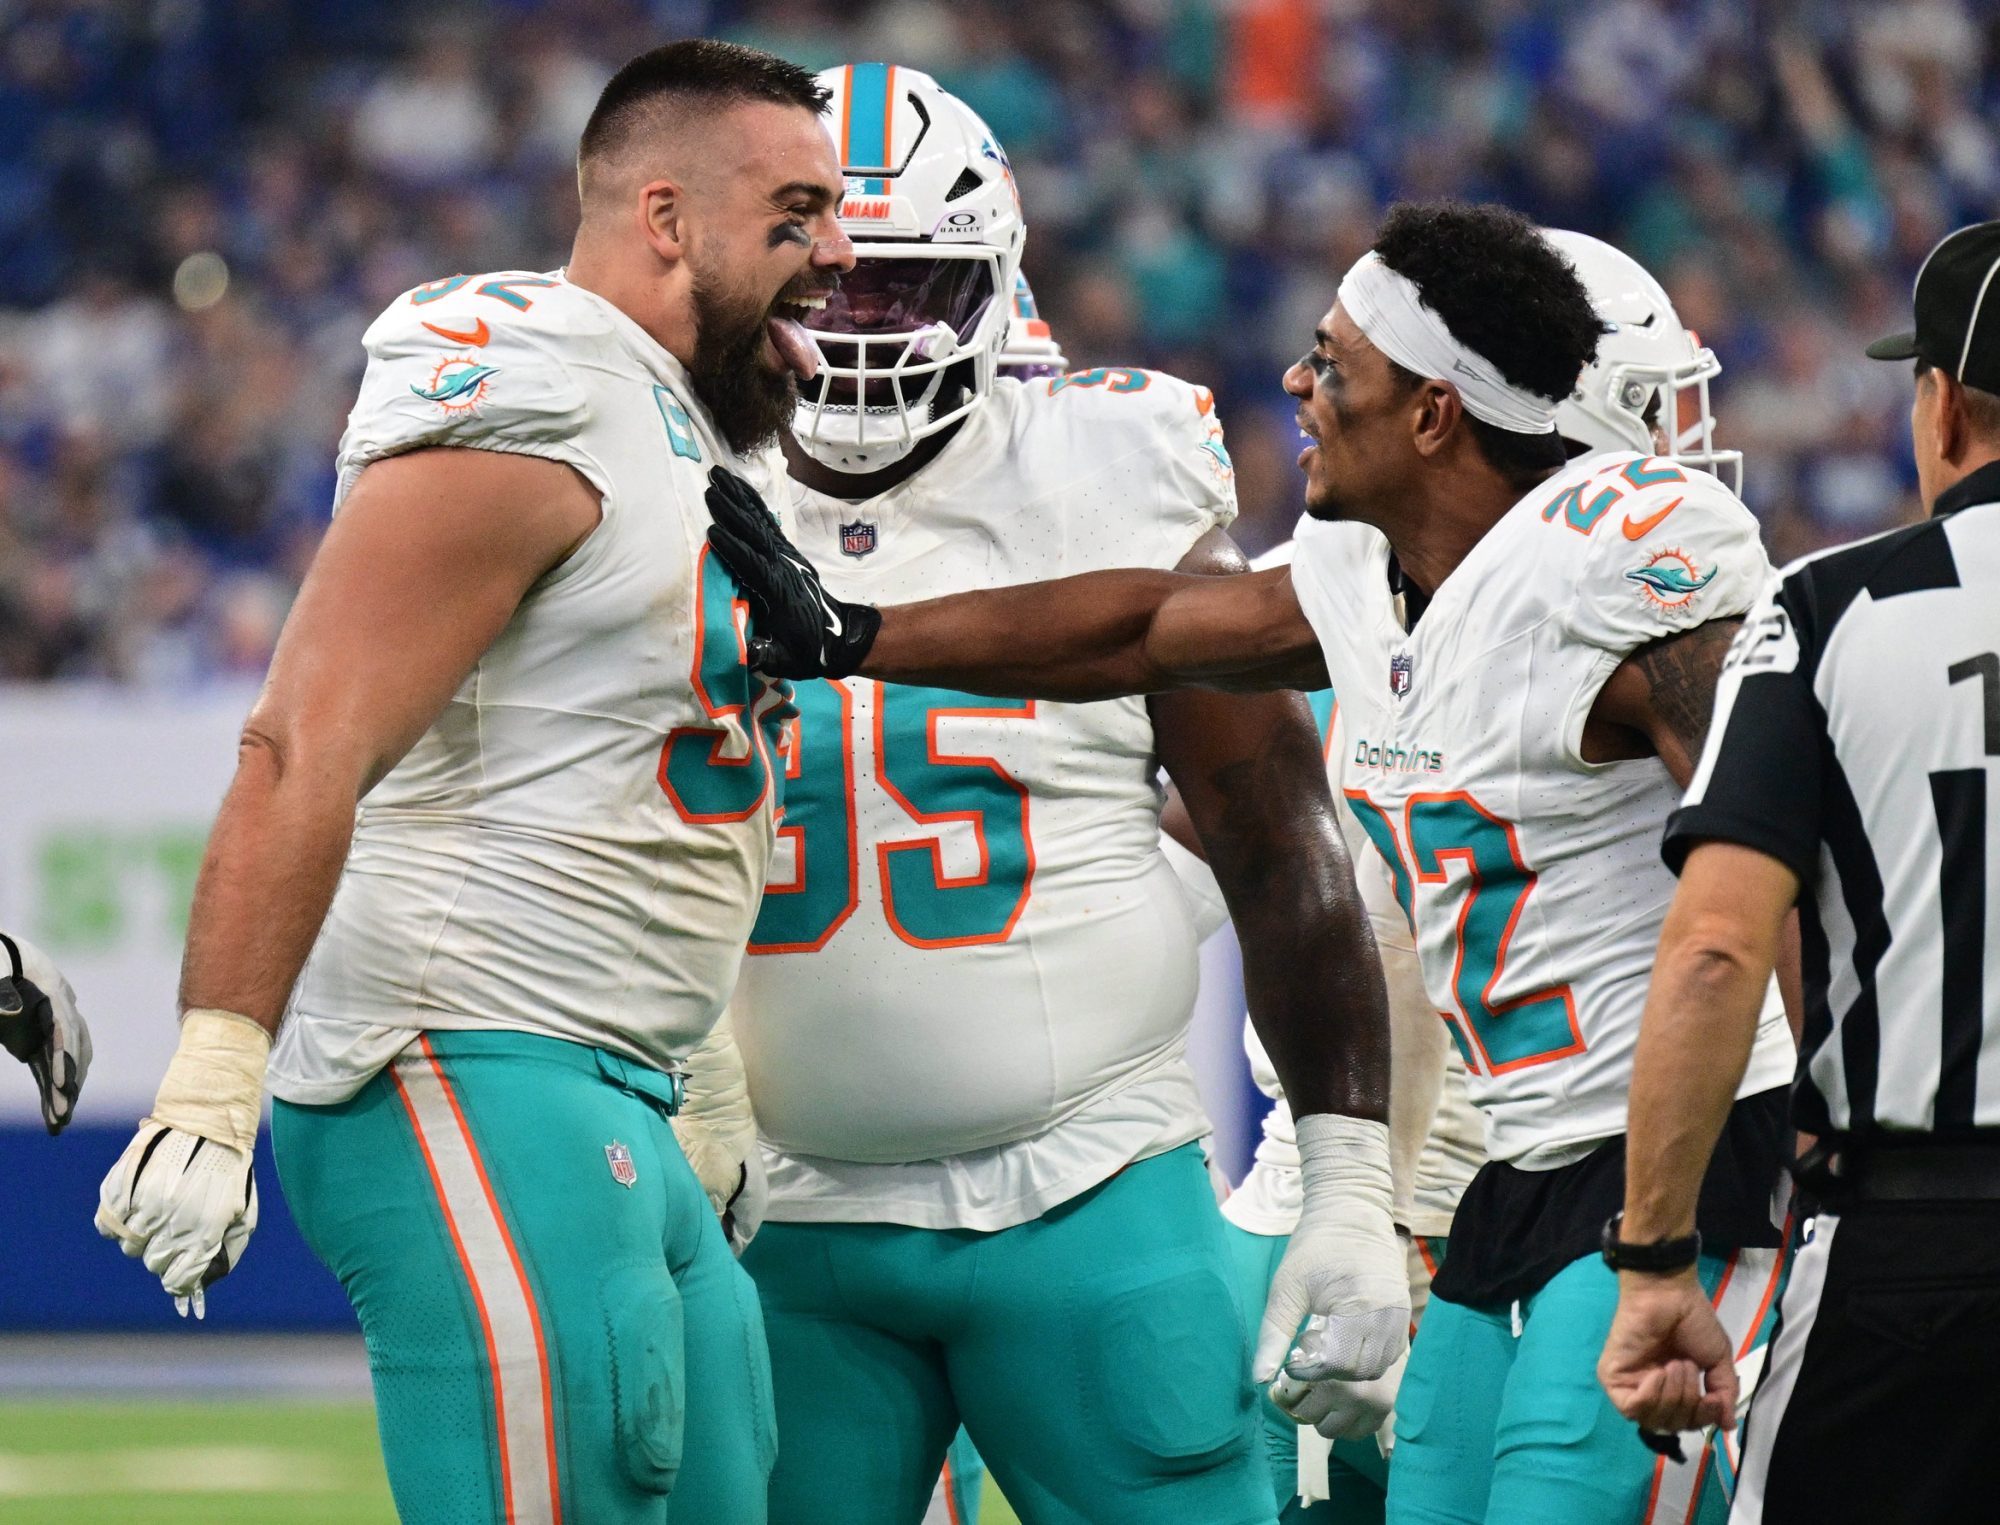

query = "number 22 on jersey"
[[1344, 790, 1584, 1076], [750, 681, 1036, 953]]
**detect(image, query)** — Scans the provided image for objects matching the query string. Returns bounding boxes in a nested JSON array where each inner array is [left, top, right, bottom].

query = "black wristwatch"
[[1600, 1212, 1701, 1274]]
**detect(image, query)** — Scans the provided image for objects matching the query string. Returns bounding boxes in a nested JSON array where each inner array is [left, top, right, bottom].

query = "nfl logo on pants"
[[604, 1141, 637, 1188], [840, 520, 877, 558]]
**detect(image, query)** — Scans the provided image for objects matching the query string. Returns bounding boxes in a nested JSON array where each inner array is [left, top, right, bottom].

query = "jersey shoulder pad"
[[340, 272, 597, 494], [1026, 366, 1237, 537], [1566, 453, 1771, 652]]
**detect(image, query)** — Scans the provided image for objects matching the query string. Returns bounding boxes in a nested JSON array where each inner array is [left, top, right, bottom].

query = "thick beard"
[[687, 265, 796, 458]]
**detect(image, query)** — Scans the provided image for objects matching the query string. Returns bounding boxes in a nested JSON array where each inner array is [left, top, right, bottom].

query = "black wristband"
[[1600, 1212, 1702, 1274], [823, 603, 882, 680]]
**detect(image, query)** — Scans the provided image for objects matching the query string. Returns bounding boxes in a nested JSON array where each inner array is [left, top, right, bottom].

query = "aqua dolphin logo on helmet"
[[1544, 230, 1743, 495], [792, 63, 1027, 472]]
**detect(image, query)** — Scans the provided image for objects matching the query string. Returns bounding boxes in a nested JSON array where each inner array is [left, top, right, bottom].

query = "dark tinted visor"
[[808, 257, 993, 341]]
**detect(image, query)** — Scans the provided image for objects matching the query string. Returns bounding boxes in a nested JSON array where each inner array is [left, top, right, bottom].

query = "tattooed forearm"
[[1630, 617, 1742, 760]]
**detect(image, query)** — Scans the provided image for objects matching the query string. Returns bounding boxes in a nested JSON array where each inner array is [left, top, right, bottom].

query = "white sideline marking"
[[0, 1446, 340, 1495]]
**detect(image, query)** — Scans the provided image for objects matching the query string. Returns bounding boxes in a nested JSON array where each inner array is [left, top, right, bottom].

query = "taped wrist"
[[149, 1009, 271, 1156], [1294, 1112, 1394, 1220]]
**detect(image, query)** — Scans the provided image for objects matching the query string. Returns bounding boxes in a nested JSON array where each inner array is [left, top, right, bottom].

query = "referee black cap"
[[1867, 220, 2000, 390]]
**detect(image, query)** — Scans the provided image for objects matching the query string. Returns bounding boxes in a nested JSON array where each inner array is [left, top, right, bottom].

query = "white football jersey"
[[1206, 541, 1483, 1236], [1290, 452, 1796, 1165], [269, 271, 788, 1102], [734, 368, 1236, 1229]]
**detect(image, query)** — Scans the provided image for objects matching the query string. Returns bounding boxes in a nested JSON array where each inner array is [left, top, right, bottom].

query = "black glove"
[[704, 467, 881, 680], [0, 932, 90, 1135]]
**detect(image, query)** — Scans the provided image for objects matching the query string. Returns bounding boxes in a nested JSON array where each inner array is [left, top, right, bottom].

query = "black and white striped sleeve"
[[1662, 575, 1824, 885]]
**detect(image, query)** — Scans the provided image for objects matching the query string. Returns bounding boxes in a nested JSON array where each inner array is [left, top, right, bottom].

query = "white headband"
[[1336, 252, 1560, 435]]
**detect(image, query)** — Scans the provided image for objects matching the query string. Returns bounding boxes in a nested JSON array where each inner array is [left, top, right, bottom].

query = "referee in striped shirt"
[[1596, 220, 2000, 1523]]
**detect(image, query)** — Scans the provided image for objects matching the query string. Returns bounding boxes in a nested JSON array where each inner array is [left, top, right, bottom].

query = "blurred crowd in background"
[[0, 0, 1991, 684]]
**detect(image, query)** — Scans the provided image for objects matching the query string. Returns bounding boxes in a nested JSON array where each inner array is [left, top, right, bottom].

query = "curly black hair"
[[1372, 201, 1601, 484], [580, 40, 831, 168]]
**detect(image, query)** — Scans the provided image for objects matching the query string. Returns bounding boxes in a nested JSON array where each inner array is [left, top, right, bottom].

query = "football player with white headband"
[[704, 201, 1801, 1525], [1166, 227, 1788, 1523], [717, 62, 1396, 1525]]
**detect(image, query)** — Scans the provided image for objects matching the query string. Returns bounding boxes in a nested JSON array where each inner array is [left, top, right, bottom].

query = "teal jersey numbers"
[[658, 547, 788, 824], [749, 682, 1035, 951], [876, 688, 1035, 948]]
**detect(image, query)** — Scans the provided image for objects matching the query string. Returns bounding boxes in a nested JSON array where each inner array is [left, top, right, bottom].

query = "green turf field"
[[0, 1400, 1024, 1523]]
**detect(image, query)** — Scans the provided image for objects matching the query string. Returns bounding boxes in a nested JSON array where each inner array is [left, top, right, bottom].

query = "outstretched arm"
[[704, 466, 1330, 698], [866, 561, 1330, 699]]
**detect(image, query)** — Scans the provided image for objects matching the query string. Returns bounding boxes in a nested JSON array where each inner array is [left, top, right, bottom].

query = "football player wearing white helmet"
[[1211, 230, 1789, 1525], [1547, 230, 1742, 493], [729, 63, 1396, 1525], [705, 201, 1802, 1525]]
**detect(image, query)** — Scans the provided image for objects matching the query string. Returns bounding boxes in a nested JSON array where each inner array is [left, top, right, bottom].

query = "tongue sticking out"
[[766, 316, 821, 382]]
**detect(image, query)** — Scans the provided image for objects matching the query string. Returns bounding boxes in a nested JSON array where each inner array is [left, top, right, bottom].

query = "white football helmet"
[[1546, 230, 1742, 493], [998, 272, 1067, 380], [794, 64, 1026, 472]]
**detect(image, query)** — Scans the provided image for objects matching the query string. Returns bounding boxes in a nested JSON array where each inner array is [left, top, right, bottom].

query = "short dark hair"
[[1373, 201, 1601, 486], [579, 39, 831, 167]]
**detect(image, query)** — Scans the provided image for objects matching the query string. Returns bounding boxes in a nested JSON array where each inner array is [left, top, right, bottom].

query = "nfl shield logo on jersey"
[[1389, 652, 1414, 700], [839, 521, 878, 558], [604, 1141, 637, 1188]]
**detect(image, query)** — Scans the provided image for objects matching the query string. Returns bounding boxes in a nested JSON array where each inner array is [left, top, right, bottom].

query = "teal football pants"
[[741, 1142, 1274, 1525], [272, 1030, 775, 1525], [1223, 1223, 1452, 1523], [1387, 1247, 1788, 1525]]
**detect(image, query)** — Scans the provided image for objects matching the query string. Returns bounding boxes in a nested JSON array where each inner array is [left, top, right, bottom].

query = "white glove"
[[95, 1009, 269, 1317], [671, 1013, 767, 1253], [0, 931, 92, 1134], [1272, 1342, 1407, 1445], [1254, 1112, 1409, 1385]]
